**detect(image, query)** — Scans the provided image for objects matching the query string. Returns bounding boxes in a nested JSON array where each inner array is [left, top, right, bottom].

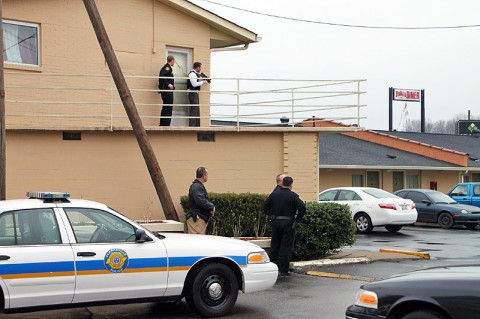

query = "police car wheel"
[[185, 263, 239, 317]]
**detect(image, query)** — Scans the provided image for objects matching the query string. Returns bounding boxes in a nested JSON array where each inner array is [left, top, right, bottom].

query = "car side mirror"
[[422, 199, 432, 205], [135, 228, 147, 243]]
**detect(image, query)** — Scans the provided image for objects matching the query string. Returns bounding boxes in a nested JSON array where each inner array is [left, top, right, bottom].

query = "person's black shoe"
[[278, 272, 290, 277]]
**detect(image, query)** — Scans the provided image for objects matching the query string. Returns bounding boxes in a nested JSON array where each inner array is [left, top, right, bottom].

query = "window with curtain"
[[352, 174, 364, 187], [3, 20, 39, 66], [406, 175, 419, 188]]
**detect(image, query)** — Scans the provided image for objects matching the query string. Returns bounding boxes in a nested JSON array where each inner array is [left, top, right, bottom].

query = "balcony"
[[4, 72, 366, 132]]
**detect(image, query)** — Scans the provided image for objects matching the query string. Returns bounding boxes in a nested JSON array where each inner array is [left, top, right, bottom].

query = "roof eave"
[[158, 0, 259, 46]]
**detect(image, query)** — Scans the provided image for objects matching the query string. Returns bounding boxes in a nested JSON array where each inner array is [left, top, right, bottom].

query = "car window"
[[395, 191, 407, 198], [406, 192, 429, 203], [319, 190, 338, 201], [427, 192, 456, 204], [337, 190, 361, 201], [0, 209, 61, 246], [64, 208, 136, 243], [362, 189, 397, 199], [451, 185, 468, 196], [474, 186, 480, 196]]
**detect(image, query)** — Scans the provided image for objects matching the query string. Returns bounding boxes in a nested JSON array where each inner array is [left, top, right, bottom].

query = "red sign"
[[393, 89, 421, 102]]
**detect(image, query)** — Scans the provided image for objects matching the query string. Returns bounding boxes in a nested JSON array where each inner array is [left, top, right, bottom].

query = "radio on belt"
[[26, 191, 71, 199]]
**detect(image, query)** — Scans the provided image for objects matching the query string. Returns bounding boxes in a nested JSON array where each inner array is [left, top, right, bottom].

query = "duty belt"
[[273, 216, 293, 220]]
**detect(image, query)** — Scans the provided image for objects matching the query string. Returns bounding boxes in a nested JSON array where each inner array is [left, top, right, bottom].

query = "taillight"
[[412, 203, 416, 209], [379, 203, 397, 210]]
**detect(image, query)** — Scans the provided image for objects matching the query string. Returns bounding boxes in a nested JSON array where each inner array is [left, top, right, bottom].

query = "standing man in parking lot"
[[187, 167, 215, 234], [264, 176, 305, 276], [158, 55, 175, 126]]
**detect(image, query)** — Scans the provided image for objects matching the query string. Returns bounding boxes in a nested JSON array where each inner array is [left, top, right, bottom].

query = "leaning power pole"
[[0, 0, 6, 201], [82, 0, 179, 221]]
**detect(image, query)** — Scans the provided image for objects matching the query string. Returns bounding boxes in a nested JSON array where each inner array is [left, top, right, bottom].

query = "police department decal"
[[104, 248, 129, 273]]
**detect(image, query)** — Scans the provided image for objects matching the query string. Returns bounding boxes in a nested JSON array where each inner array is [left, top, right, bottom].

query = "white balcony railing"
[[4, 72, 366, 130]]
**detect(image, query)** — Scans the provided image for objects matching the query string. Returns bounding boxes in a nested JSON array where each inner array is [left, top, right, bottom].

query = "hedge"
[[180, 193, 356, 260], [180, 193, 271, 238]]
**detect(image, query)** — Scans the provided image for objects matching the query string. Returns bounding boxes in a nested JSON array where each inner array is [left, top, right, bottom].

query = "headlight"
[[461, 209, 471, 214], [247, 251, 270, 264], [354, 289, 378, 309]]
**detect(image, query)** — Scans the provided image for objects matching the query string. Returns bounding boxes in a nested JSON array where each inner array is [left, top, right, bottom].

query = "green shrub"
[[294, 202, 356, 261], [180, 193, 271, 238]]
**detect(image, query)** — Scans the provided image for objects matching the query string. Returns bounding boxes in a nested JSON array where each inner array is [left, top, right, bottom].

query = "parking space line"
[[379, 249, 430, 259], [306, 271, 377, 282]]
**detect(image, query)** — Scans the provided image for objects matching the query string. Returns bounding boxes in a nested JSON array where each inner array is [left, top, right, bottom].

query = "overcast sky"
[[189, 0, 480, 130]]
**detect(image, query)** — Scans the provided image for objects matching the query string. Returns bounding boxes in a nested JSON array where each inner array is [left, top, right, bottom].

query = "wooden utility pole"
[[82, 0, 179, 221], [0, 0, 6, 201]]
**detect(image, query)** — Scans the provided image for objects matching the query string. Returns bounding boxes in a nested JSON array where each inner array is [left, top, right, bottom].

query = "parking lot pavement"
[[0, 274, 364, 319]]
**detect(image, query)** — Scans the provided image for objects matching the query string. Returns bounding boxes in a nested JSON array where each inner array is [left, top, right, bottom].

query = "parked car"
[[395, 189, 480, 229], [448, 182, 480, 207], [318, 187, 417, 234], [346, 265, 480, 319], [0, 191, 278, 317]]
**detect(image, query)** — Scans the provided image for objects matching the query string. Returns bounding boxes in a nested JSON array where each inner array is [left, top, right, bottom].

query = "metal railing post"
[[291, 88, 295, 126], [236, 79, 240, 131], [357, 81, 361, 128], [110, 76, 113, 130]]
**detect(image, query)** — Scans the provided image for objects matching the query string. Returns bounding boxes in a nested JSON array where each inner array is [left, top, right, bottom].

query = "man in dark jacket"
[[187, 167, 215, 234], [158, 56, 175, 126], [264, 176, 305, 276], [273, 173, 285, 192]]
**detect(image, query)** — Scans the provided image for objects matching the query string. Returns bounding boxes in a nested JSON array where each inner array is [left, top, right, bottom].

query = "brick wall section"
[[343, 131, 468, 166], [283, 132, 319, 202], [6, 131, 284, 221]]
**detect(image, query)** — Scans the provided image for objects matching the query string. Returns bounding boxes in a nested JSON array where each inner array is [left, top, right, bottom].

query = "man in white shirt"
[[187, 62, 208, 127]]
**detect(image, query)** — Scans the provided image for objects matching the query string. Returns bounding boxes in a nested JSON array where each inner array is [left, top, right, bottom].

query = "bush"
[[180, 193, 271, 238], [294, 202, 356, 261]]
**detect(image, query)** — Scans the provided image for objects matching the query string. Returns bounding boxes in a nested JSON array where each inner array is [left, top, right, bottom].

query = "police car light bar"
[[27, 191, 71, 199]]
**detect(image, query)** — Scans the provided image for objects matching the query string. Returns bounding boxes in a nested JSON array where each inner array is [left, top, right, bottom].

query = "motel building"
[[3, 0, 364, 220], [3, 1, 476, 222]]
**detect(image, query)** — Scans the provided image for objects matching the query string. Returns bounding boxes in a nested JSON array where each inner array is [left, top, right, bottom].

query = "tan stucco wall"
[[6, 131, 317, 221], [4, 0, 212, 128], [283, 133, 319, 202], [320, 168, 461, 194], [420, 171, 460, 193]]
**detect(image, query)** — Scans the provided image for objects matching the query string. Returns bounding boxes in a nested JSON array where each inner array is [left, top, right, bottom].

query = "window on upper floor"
[[3, 20, 39, 66]]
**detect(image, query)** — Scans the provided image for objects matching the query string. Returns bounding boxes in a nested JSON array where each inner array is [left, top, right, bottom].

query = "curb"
[[306, 271, 377, 282], [291, 257, 371, 269], [379, 249, 430, 259]]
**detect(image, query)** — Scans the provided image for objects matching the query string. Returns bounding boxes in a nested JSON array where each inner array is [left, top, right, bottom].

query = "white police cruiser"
[[0, 192, 278, 317]]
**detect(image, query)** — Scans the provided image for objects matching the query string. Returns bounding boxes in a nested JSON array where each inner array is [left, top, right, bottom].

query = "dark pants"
[[160, 92, 173, 126], [269, 219, 295, 273], [188, 91, 200, 127]]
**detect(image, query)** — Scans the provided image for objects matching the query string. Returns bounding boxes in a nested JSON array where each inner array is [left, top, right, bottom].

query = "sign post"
[[0, 0, 6, 200], [389, 87, 425, 132]]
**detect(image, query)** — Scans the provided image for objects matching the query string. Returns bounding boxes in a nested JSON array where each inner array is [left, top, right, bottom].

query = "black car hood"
[[378, 265, 480, 284]]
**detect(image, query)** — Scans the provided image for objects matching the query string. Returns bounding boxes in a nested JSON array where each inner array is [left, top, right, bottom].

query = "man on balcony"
[[187, 62, 208, 127], [158, 56, 175, 126]]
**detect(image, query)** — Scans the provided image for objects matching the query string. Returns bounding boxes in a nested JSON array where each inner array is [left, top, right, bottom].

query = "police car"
[[0, 192, 278, 317]]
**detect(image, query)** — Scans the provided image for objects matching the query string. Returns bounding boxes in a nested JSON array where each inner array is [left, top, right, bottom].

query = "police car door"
[[58, 206, 168, 303], [0, 206, 75, 309]]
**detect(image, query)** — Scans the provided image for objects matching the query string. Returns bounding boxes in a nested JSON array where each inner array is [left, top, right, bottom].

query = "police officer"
[[187, 62, 208, 127], [264, 176, 305, 276], [187, 167, 215, 234], [273, 173, 286, 192], [158, 56, 175, 126]]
